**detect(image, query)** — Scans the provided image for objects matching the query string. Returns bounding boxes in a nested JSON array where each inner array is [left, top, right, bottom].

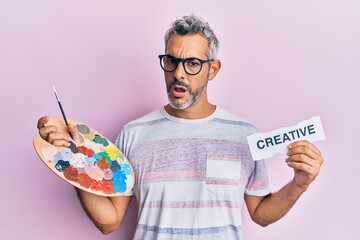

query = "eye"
[[186, 59, 200, 68], [165, 57, 176, 64]]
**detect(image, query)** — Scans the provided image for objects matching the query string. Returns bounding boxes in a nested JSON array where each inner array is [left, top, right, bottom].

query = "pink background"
[[1, 0, 359, 239]]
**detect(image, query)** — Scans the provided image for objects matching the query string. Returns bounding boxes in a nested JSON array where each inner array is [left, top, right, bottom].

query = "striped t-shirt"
[[115, 107, 270, 240]]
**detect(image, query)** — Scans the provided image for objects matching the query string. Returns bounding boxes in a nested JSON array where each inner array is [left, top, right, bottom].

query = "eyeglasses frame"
[[158, 54, 213, 76]]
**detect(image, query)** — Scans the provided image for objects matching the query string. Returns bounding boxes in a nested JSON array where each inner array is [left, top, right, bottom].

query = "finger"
[[286, 155, 322, 177], [287, 145, 324, 167], [37, 116, 49, 129], [288, 140, 321, 155], [286, 154, 317, 166], [67, 123, 82, 143], [287, 145, 319, 160], [286, 161, 317, 176], [51, 139, 71, 147], [47, 132, 70, 146], [286, 155, 323, 176], [39, 125, 58, 140]]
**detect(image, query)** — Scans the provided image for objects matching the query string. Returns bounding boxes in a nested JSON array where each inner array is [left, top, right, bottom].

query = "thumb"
[[37, 116, 49, 129], [67, 123, 83, 143]]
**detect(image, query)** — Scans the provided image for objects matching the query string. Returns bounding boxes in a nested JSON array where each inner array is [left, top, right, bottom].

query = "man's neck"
[[164, 102, 216, 120]]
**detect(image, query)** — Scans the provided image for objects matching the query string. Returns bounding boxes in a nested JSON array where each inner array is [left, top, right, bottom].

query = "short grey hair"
[[164, 15, 219, 60]]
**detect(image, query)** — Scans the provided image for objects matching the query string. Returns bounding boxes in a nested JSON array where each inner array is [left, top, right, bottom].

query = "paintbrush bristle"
[[53, 85, 60, 102]]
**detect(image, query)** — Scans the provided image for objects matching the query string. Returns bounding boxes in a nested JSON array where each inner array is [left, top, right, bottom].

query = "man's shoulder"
[[123, 108, 165, 129], [215, 107, 257, 130]]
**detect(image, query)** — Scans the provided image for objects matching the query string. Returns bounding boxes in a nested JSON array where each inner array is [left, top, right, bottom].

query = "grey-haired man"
[[37, 15, 323, 239]]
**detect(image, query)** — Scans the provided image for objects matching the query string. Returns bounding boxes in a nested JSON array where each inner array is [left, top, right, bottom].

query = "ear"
[[208, 59, 221, 81]]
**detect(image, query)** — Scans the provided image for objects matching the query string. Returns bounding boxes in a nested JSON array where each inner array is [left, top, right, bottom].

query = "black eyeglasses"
[[158, 54, 213, 75]]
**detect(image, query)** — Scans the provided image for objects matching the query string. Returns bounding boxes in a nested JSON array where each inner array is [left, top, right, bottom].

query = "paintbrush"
[[53, 85, 73, 140]]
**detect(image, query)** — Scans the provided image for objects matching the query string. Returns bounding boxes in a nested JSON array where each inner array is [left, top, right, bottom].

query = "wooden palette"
[[33, 117, 134, 197]]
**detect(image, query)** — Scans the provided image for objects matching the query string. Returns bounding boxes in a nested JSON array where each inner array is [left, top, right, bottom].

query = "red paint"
[[90, 180, 102, 191], [77, 173, 92, 188], [63, 166, 78, 182], [100, 180, 115, 194], [77, 146, 94, 157]]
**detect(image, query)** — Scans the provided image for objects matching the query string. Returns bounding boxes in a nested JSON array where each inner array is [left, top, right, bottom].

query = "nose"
[[172, 61, 186, 81]]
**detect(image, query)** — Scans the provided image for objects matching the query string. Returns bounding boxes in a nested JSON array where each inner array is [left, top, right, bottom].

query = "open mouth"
[[174, 86, 186, 93], [171, 85, 188, 97]]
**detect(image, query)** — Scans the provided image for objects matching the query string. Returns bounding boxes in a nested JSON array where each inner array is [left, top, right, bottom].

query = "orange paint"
[[98, 157, 110, 169]]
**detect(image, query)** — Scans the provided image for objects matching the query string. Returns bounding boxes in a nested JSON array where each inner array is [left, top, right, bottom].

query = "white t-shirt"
[[115, 107, 270, 240]]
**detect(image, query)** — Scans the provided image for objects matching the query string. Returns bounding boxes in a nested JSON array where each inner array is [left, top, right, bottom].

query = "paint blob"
[[110, 161, 121, 172], [90, 180, 102, 191], [68, 141, 78, 153], [121, 163, 132, 175], [99, 180, 115, 194], [77, 173, 92, 188], [83, 130, 96, 141], [55, 160, 70, 172], [105, 145, 120, 160], [69, 153, 86, 168], [52, 152, 63, 163], [103, 168, 113, 181], [125, 175, 133, 186], [76, 124, 90, 134], [42, 147, 58, 161], [84, 162, 95, 173], [64, 166, 78, 182], [93, 134, 109, 146], [87, 165, 104, 181], [98, 157, 110, 169], [60, 148, 74, 161], [77, 146, 94, 158]]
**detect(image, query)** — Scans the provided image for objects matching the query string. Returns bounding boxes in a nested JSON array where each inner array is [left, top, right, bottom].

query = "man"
[[37, 15, 324, 239]]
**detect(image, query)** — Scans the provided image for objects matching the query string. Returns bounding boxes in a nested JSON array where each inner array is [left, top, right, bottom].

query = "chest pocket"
[[205, 154, 245, 197]]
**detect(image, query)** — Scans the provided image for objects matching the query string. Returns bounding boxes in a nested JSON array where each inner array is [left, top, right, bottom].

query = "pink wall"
[[1, 0, 359, 239]]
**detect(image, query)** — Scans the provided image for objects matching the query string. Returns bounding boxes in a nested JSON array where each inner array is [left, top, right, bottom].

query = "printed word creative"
[[256, 124, 316, 149], [247, 116, 326, 160]]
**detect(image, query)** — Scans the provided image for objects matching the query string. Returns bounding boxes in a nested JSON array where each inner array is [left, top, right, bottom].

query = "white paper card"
[[247, 116, 326, 160]]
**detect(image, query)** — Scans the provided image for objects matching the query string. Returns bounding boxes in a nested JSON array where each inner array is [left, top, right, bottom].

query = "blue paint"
[[55, 160, 70, 172], [52, 152, 63, 163], [113, 170, 127, 193], [121, 163, 132, 175], [93, 134, 109, 146], [110, 161, 121, 172]]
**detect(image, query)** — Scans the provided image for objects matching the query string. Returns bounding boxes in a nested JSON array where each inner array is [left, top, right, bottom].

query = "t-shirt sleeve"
[[244, 124, 271, 196], [245, 159, 271, 196], [114, 128, 126, 153]]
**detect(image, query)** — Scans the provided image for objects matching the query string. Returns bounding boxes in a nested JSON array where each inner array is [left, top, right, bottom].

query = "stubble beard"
[[167, 79, 207, 110]]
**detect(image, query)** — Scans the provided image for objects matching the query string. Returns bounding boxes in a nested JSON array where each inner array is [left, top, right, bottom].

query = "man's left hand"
[[286, 140, 324, 191]]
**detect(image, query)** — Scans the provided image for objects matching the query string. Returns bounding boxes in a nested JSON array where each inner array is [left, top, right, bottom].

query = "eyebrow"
[[165, 53, 207, 59]]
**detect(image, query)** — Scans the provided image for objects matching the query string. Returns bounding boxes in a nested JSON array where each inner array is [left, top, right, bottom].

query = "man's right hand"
[[37, 116, 81, 147]]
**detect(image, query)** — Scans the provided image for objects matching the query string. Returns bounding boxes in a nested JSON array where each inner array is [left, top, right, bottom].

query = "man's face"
[[164, 34, 212, 110]]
